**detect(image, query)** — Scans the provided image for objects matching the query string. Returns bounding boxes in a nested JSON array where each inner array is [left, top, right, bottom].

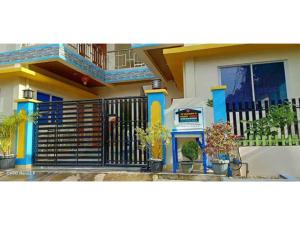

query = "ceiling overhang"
[[132, 44, 183, 84], [0, 65, 97, 98]]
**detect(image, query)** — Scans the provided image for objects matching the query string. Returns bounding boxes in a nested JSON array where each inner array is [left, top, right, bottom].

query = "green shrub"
[[181, 141, 199, 161], [243, 102, 296, 136]]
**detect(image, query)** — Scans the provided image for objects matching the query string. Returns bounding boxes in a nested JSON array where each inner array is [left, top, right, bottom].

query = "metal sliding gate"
[[34, 97, 148, 167]]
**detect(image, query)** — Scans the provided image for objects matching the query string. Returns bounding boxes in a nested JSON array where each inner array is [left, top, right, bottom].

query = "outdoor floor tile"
[[0, 170, 48, 181], [78, 173, 99, 181], [37, 173, 75, 181]]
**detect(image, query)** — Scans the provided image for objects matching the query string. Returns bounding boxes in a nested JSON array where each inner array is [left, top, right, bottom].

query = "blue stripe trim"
[[131, 44, 160, 49], [60, 46, 106, 81], [105, 66, 158, 82], [105, 74, 157, 83], [0, 44, 59, 56], [105, 66, 151, 75], [0, 55, 61, 65]]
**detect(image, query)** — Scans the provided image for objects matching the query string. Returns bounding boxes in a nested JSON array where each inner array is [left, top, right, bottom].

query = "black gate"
[[34, 97, 148, 167]]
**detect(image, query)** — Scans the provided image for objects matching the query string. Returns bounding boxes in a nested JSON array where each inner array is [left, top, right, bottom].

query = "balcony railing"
[[17, 43, 145, 70], [106, 48, 146, 70], [19, 44, 146, 70], [67, 44, 146, 70]]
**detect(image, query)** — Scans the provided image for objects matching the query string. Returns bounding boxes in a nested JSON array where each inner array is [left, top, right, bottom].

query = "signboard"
[[174, 107, 204, 130]]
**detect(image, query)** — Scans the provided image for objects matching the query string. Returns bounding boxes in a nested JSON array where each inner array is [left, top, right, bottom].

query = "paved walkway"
[[0, 168, 286, 181], [0, 168, 227, 181]]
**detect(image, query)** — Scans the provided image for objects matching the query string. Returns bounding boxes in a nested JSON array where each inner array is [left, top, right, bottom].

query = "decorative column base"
[[15, 99, 39, 168], [211, 85, 227, 123], [144, 89, 168, 165]]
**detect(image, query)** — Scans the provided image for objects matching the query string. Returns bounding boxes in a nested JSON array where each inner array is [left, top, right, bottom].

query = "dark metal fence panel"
[[104, 96, 148, 167], [34, 96, 148, 167], [226, 98, 300, 146], [292, 99, 299, 137], [34, 99, 104, 166]]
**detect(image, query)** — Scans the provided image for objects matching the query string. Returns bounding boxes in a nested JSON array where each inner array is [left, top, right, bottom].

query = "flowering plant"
[[205, 123, 239, 160]]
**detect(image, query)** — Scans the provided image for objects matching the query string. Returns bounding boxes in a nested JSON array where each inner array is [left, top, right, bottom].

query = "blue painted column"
[[15, 99, 39, 169], [144, 89, 168, 165], [211, 85, 227, 123], [211, 86, 233, 176]]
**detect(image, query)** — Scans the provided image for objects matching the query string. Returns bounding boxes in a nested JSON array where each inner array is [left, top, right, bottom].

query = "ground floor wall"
[[0, 77, 20, 115], [94, 80, 183, 107]]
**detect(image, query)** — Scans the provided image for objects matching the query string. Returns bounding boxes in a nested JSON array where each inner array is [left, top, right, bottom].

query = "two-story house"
[[0, 43, 183, 116]]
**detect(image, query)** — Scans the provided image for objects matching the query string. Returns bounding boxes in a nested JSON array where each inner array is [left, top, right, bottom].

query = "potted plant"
[[205, 123, 239, 175], [0, 110, 31, 170], [181, 141, 199, 173], [136, 122, 170, 173]]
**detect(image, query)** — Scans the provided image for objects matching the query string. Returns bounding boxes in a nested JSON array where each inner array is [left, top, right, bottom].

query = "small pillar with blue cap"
[[211, 85, 232, 176], [211, 85, 227, 123], [15, 99, 39, 169], [144, 88, 168, 164]]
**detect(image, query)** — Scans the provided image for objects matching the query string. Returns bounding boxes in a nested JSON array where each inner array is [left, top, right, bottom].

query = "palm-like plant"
[[136, 122, 170, 160], [0, 110, 32, 156]]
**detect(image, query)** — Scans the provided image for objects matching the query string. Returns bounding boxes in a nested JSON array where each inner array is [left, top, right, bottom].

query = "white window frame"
[[218, 60, 288, 102]]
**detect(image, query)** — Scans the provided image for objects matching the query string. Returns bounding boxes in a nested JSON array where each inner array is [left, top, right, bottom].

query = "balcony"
[[21, 43, 146, 70], [0, 44, 157, 86]]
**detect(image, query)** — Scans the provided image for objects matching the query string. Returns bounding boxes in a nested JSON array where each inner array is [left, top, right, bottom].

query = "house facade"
[[1, 43, 300, 173], [136, 44, 300, 126], [0, 44, 183, 116], [136, 44, 300, 175], [0, 43, 185, 169]]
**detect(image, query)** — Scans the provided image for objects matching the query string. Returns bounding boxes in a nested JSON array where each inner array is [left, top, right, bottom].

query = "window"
[[220, 61, 287, 103], [252, 62, 287, 102], [37, 92, 63, 124], [220, 65, 253, 103]]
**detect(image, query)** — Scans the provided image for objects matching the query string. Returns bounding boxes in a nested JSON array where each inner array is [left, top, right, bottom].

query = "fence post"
[[211, 85, 227, 123], [15, 99, 39, 169], [144, 89, 168, 165]]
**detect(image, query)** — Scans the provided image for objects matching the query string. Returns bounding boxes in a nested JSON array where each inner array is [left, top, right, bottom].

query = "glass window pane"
[[253, 62, 287, 102], [51, 96, 63, 124], [220, 65, 253, 104], [37, 92, 50, 124]]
